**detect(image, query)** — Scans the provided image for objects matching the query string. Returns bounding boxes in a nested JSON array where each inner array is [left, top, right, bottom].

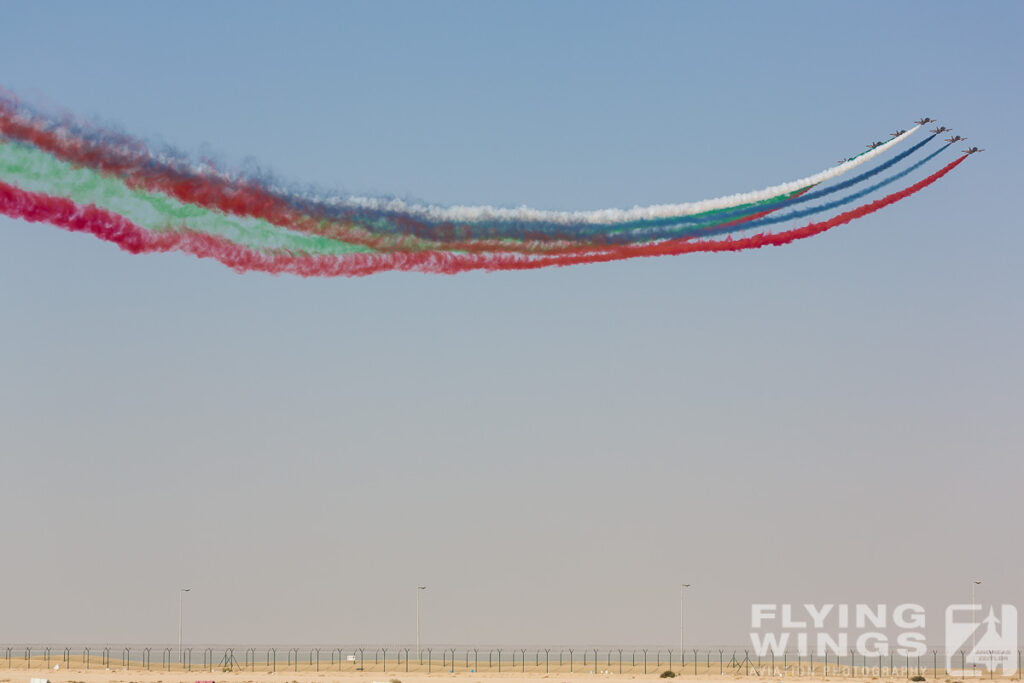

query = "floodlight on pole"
[[972, 580, 982, 664], [416, 586, 427, 661], [680, 584, 692, 662], [178, 588, 191, 664]]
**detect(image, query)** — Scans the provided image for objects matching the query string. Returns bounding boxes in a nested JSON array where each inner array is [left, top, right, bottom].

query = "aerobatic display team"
[[0, 95, 979, 277]]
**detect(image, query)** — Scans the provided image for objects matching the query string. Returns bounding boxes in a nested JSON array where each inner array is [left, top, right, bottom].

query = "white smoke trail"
[[3, 94, 917, 228], [329, 126, 920, 225]]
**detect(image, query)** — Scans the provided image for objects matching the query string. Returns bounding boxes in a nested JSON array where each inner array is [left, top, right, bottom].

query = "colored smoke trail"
[[0, 91, 971, 275], [0, 95, 917, 237], [0, 137, 812, 256], [483, 154, 968, 272], [622, 142, 952, 244], [304, 128, 920, 226], [579, 133, 939, 240], [0, 155, 968, 277], [0, 140, 376, 257]]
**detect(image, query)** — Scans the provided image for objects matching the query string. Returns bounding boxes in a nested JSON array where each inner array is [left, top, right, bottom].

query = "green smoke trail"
[[0, 140, 376, 256], [0, 138, 810, 255]]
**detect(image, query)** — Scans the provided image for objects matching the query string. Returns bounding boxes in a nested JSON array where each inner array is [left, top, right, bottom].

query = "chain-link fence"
[[3, 645, 1022, 678]]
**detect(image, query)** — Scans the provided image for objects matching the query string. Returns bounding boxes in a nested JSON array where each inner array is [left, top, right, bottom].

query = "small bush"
[[660, 671, 677, 678], [391, 678, 402, 683], [911, 677, 926, 682]]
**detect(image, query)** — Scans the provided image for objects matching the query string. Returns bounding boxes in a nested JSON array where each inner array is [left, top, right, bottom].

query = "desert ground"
[[3, 660, 1017, 683]]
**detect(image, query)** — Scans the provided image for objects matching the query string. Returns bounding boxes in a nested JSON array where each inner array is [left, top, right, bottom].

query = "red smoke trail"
[[0, 105, 586, 253], [477, 154, 968, 272], [0, 156, 966, 277], [0, 103, 467, 252], [0, 104, 807, 255]]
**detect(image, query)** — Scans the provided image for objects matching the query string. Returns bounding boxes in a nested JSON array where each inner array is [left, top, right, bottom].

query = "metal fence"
[[3, 645, 1022, 678]]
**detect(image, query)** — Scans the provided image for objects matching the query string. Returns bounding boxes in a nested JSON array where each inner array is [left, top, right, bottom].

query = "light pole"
[[972, 580, 982, 664], [178, 588, 191, 664], [416, 586, 427, 661], [680, 583, 692, 666]]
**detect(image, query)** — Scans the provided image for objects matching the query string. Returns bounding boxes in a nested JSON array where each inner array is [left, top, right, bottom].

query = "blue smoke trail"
[[311, 134, 939, 244], [670, 143, 954, 242]]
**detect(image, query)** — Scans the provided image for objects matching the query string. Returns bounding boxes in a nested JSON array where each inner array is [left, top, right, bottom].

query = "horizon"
[[1, 0, 1021, 650]]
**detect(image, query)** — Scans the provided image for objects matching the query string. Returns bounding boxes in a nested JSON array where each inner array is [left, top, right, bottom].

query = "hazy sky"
[[1, 0, 1022, 648]]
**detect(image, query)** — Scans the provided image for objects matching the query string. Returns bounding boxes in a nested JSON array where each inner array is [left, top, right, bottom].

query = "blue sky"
[[1, 0, 1022, 646]]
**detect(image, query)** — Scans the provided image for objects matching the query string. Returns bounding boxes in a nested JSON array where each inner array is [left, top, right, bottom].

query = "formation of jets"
[[852, 118, 985, 161]]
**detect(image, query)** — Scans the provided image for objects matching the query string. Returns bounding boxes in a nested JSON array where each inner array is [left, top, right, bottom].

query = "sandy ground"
[[0, 669, 1017, 683]]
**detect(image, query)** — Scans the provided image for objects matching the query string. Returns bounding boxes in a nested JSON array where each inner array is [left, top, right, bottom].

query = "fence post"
[[248, 648, 256, 672], [381, 648, 386, 673], [85, 647, 91, 671], [643, 649, 647, 675], [571, 648, 575, 673], [268, 648, 275, 673], [407, 648, 412, 672], [546, 649, 550, 674], [721, 650, 724, 675], [694, 649, 698, 676], [498, 648, 502, 673], [618, 649, 623, 675], [428, 648, 432, 673], [595, 649, 599, 673]]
